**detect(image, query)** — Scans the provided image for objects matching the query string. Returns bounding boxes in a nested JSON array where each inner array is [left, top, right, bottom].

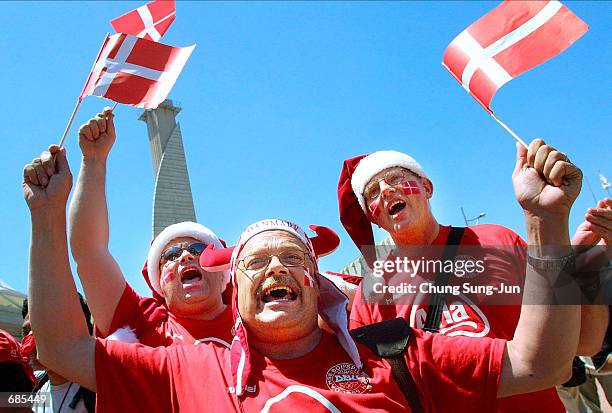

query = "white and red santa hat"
[[145, 221, 230, 297], [199, 219, 362, 397], [337, 151, 427, 255]]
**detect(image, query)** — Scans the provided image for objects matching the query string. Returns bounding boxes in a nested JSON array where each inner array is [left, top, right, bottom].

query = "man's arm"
[[24, 146, 96, 390], [68, 108, 127, 336], [572, 198, 612, 355], [498, 139, 582, 397], [578, 306, 608, 355]]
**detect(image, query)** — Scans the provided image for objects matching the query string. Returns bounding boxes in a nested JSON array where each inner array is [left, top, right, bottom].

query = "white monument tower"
[[139, 99, 196, 237]]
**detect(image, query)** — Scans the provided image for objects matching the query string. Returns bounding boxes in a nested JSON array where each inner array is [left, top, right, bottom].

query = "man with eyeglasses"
[[23, 139, 598, 412], [68, 109, 232, 347], [338, 142, 609, 412]]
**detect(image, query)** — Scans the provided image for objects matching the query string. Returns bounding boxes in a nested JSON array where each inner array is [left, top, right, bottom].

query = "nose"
[[379, 180, 397, 199], [265, 255, 289, 276], [179, 249, 195, 263]]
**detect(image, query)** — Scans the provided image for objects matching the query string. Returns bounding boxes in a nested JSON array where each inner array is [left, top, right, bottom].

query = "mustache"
[[256, 275, 299, 296]]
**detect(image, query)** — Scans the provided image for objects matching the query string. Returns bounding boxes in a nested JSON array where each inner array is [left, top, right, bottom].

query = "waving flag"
[[442, 0, 588, 112], [80, 33, 194, 109], [111, 0, 176, 41]]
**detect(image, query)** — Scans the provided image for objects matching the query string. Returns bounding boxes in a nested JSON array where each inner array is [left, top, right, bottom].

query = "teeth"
[[266, 286, 293, 295], [388, 200, 406, 215], [262, 284, 297, 302]]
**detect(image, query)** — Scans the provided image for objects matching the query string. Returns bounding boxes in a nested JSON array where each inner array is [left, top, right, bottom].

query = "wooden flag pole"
[[489, 112, 529, 149], [58, 33, 111, 148], [58, 100, 118, 149], [58, 98, 83, 148]]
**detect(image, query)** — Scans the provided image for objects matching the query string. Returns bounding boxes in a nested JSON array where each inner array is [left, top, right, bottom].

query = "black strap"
[[68, 385, 96, 412], [386, 357, 424, 413], [423, 226, 465, 333], [351, 318, 424, 413]]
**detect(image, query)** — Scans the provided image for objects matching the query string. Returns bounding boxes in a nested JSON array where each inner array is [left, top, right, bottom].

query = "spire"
[[139, 99, 196, 237]]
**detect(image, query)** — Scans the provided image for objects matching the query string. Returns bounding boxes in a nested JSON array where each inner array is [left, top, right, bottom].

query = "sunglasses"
[[160, 242, 206, 264]]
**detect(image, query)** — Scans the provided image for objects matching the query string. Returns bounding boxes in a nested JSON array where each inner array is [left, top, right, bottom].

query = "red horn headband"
[[307, 225, 339, 257], [199, 243, 235, 272]]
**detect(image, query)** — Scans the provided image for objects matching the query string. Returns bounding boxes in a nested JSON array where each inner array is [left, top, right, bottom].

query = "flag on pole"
[[442, 0, 588, 112], [111, 0, 176, 41], [80, 33, 195, 109]]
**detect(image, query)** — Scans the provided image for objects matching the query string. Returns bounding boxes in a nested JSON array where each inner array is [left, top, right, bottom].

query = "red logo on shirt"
[[410, 297, 491, 338], [325, 363, 370, 394]]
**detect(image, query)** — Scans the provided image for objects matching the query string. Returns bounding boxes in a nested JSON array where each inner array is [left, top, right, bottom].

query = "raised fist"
[[78, 108, 116, 160], [23, 145, 73, 211], [512, 139, 582, 218]]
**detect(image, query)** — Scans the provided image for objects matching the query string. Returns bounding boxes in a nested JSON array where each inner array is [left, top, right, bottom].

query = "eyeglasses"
[[160, 242, 206, 264], [363, 169, 413, 202], [238, 250, 307, 273]]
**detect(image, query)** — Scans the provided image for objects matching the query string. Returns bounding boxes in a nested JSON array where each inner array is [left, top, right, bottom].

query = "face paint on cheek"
[[368, 198, 382, 220], [161, 267, 176, 286], [303, 266, 315, 288], [401, 181, 421, 195]]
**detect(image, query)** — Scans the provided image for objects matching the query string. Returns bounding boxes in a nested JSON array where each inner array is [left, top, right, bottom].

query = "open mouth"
[[260, 282, 298, 303], [387, 200, 406, 216], [180, 267, 203, 283]]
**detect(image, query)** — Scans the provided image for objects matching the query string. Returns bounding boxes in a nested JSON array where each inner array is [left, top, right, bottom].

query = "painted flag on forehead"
[[80, 33, 195, 109], [442, 0, 588, 112], [111, 0, 176, 42]]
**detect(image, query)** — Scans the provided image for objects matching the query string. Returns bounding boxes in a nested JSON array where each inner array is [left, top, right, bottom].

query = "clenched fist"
[[23, 145, 73, 212], [512, 139, 582, 219], [78, 108, 116, 160]]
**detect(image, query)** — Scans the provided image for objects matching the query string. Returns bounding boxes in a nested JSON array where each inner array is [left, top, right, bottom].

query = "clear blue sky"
[[1, 1, 609, 296]]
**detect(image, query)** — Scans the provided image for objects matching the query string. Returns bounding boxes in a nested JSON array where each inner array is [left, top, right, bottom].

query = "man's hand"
[[78, 108, 116, 160], [512, 139, 582, 218], [23, 145, 73, 212], [572, 198, 612, 247]]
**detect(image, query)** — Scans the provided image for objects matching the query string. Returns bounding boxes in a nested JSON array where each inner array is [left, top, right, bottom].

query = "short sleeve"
[[95, 338, 174, 413], [407, 329, 506, 413], [105, 283, 164, 338], [349, 284, 373, 328]]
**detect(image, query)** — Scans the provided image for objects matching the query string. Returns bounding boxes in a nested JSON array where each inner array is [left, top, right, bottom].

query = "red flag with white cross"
[[442, 0, 588, 113], [111, 0, 176, 42], [79, 33, 194, 109], [401, 181, 421, 195]]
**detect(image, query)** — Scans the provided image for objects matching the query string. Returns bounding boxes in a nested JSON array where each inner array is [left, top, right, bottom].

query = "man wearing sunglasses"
[[338, 142, 609, 412], [23, 142, 595, 412], [68, 109, 232, 347]]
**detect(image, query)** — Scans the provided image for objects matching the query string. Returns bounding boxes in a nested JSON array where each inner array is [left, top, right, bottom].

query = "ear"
[[420, 177, 434, 199]]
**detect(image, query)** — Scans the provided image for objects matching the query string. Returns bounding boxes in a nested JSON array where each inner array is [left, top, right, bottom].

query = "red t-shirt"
[[95, 329, 505, 412], [350, 224, 564, 413], [106, 283, 233, 347]]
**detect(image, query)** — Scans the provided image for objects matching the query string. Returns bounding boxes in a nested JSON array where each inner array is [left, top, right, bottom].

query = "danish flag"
[[303, 266, 316, 288], [368, 198, 382, 219], [401, 181, 420, 195], [442, 0, 588, 112], [80, 33, 194, 109], [111, 0, 176, 41]]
